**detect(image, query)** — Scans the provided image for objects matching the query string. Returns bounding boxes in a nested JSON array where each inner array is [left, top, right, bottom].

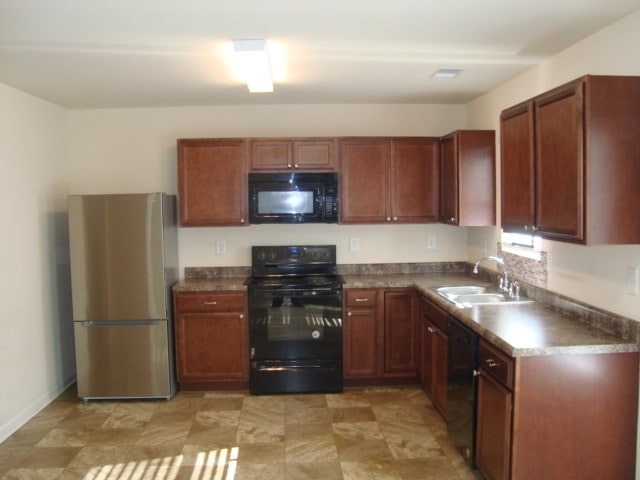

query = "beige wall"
[[67, 104, 469, 270], [0, 83, 75, 440], [467, 8, 640, 322]]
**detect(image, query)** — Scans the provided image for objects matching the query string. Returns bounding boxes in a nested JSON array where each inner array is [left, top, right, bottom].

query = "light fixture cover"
[[233, 39, 273, 93], [431, 68, 464, 79]]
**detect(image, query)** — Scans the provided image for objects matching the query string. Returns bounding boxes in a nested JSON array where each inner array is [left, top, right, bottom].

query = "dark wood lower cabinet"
[[174, 291, 248, 390], [344, 306, 379, 379], [510, 352, 639, 479], [344, 288, 418, 386], [419, 295, 448, 416], [475, 370, 512, 480], [384, 289, 417, 376], [476, 339, 639, 480], [343, 289, 381, 381]]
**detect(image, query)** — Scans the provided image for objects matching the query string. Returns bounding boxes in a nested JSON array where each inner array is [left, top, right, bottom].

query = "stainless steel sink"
[[434, 285, 534, 307], [436, 285, 489, 296], [452, 293, 507, 303]]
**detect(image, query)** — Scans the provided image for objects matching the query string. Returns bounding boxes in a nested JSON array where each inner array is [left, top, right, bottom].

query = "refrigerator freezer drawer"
[[74, 321, 175, 399]]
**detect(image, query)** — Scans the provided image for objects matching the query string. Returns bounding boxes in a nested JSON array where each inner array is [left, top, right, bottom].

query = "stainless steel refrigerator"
[[68, 193, 178, 400]]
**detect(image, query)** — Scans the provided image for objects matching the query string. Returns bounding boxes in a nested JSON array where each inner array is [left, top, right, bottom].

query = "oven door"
[[248, 289, 343, 361]]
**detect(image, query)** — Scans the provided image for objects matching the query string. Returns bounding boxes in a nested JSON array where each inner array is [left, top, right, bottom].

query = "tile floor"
[[0, 385, 477, 480]]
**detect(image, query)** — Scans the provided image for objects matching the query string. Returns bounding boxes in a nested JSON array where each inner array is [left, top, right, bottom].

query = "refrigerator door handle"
[[77, 320, 165, 327]]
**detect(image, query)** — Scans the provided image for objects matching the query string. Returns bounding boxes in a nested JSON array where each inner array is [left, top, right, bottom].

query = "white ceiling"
[[1, 0, 639, 109]]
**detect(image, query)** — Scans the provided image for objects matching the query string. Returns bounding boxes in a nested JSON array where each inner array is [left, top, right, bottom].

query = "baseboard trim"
[[0, 373, 76, 443]]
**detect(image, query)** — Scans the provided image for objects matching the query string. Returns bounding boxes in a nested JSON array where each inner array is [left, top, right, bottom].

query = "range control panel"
[[252, 245, 336, 266]]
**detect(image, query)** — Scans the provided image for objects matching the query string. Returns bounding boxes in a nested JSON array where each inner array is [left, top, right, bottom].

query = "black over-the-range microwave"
[[248, 172, 339, 224]]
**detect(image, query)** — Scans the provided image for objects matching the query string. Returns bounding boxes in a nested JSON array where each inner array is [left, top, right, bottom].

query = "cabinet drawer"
[[421, 296, 448, 331], [479, 340, 514, 390], [345, 289, 378, 307], [175, 292, 246, 313]]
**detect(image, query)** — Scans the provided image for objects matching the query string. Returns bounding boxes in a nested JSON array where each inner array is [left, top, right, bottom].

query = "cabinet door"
[[340, 139, 391, 223], [383, 290, 416, 375], [175, 311, 248, 381], [441, 131, 496, 226], [432, 325, 448, 416], [420, 319, 434, 396], [293, 139, 337, 170], [476, 370, 512, 480], [177, 139, 247, 226], [250, 139, 292, 170], [501, 102, 535, 232], [344, 308, 379, 378], [440, 134, 458, 224], [421, 318, 448, 416], [534, 81, 584, 241], [391, 138, 439, 222]]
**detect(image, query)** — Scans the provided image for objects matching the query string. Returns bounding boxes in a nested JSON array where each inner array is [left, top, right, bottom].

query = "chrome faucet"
[[473, 256, 510, 293]]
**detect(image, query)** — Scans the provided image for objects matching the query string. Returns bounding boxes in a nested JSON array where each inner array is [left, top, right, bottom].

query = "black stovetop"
[[249, 245, 340, 292]]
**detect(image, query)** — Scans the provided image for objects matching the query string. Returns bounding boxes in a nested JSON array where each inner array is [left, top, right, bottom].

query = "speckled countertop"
[[174, 266, 639, 358], [173, 277, 248, 292], [341, 272, 639, 357]]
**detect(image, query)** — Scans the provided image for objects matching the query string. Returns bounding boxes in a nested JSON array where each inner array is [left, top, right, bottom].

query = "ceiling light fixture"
[[232, 39, 273, 93], [431, 68, 464, 79]]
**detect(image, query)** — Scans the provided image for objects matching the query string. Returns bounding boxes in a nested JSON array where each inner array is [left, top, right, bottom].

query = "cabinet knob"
[[239, 314, 244, 319], [428, 326, 436, 333], [347, 311, 352, 317], [386, 217, 391, 221], [241, 218, 245, 223], [485, 358, 498, 368], [532, 226, 538, 232], [294, 163, 299, 168], [393, 216, 398, 221], [450, 217, 455, 222], [524, 225, 529, 230], [287, 163, 292, 168]]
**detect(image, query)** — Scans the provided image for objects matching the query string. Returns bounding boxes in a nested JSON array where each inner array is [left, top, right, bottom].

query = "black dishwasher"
[[446, 315, 480, 469]]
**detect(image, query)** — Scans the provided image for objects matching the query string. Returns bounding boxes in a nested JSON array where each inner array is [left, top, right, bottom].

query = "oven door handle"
[[255, 364, 333, 372]]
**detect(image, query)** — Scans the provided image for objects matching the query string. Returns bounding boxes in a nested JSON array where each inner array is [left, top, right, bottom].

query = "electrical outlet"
[[427, 236, 436, 250], [627, 266, 638, 295], [215, 240, 226, 255], [349, 237, 360, 251]]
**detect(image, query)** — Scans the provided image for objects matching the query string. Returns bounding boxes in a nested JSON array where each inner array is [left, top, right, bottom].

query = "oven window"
[[251, 296, 341, 338], [249, 292, 342, 358], [257, 191, 314, 214]]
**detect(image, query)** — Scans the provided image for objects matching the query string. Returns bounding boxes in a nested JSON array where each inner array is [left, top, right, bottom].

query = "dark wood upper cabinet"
[[340, 138, 393, 223], [500, 75, 640, 244], [249, 138, 292, 170], [391, 138, 440, 222], [440, 130, 496, 226], [250, 138, 337, 171], [535, 82, 584, 240], [500, 102, 535, 232], [294, 139, 338, 170], [177, 139, 247, 226], [340, 137, 439, 224]]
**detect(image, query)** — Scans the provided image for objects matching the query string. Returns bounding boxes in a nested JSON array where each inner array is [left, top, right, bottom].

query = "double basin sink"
[[435, 285, 533, 308]]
